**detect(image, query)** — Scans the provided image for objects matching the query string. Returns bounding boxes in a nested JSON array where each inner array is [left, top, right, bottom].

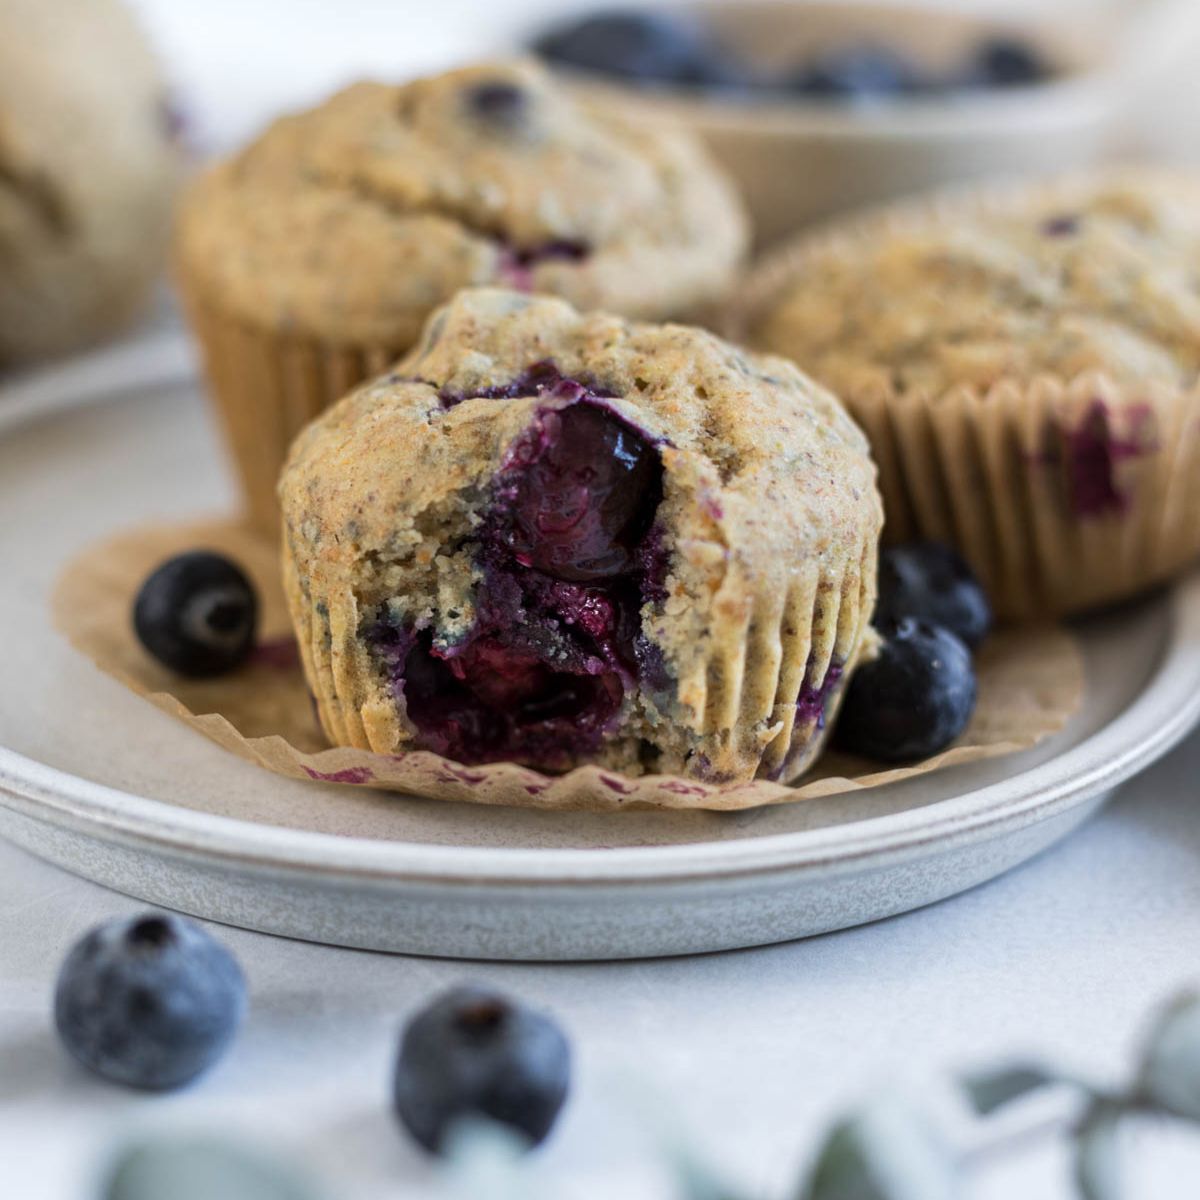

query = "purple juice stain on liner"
[[1035, 400, 1157, 517], [657, 780, 710, 796], [302, 765, 375, 784], [599, 774, 636, 795], [248, 636, 301, 670], [366, 374, 671, 771]]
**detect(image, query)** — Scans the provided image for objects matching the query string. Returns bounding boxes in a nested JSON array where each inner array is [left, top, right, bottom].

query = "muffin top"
[[742, 171, 1200, 400], [282, 287, 877, 618], [177, 60, 748, 346]]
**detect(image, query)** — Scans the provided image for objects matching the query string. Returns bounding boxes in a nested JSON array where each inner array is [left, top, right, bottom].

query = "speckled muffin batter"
[[0, 0, 180, 363], [737, 171, 1200, 618], [177, 59, 748, 533], [280, 289, 880, 784]]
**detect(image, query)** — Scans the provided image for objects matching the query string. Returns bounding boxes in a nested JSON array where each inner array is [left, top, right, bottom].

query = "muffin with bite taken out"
[[279, 288, 881, 785]]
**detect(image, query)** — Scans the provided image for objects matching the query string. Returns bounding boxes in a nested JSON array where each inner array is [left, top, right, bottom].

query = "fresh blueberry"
[[789, 45, 918, 101], [464, 80, 529, 127], [532, 10, 722, 86], [835, 618, 977, 762], [392, 985, 571, 1154], [133, 551, 258, 677], [966, 36, 1052, 88], [875, 541, 992, 650], [54, 912, 246, 1091]]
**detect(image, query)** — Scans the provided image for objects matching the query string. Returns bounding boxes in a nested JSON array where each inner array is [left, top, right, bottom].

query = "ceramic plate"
[[2, 366, 1199, 960]]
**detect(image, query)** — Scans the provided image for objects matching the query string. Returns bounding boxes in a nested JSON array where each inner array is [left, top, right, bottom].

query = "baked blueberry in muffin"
[[176, 59, 748, 533], [280, 289, 881, 783]]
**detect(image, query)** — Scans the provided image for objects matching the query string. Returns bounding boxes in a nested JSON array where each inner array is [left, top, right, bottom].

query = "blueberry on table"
[[393, 985, 571, 1154], [875, 541, 993, 650], [789, 45, 918, 101], [133, 551, 258, 677], [835, 618, 977, 762], [966, 36, 1052, 88], [54, 912, 246, 1091], [531, 9, 722, 86]]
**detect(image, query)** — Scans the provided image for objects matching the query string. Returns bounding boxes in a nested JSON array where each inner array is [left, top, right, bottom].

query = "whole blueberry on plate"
[[531, 9, 720, 86], [835, 618, 977, 762], [393, 984, 571, 1154], [966, 36, 1052, 88], [133, 550, 258, 677], [54, 912, 246, 1091], [790, 44, 918, 101], [876, 541, 992, 649]]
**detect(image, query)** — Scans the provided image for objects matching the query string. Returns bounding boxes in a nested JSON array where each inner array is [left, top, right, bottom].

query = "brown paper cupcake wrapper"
[[177, 271, 406, 536], [730, 175, 1200, 620], [53, 518, 1084, 812]]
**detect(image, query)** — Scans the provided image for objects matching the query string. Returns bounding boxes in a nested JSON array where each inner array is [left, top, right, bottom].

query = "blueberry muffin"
[[736, 171, 1200, 618], [177, 59, 748, 534], [0, 0, 180, 363], [279, 289, 880, 784]]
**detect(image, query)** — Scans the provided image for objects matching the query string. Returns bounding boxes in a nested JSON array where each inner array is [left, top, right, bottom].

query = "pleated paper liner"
[[53, 518, 1085, 812], [177, 275, 406, 537], [729, 172, 1200, 620]]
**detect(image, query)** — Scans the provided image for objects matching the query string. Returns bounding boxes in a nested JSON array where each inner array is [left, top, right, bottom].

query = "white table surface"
[[4, 735, 1200, 1199], [6, 2, 1200, 1197]]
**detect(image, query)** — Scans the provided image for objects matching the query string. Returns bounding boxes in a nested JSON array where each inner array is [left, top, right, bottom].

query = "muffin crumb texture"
[[280, 289, 881, 784]]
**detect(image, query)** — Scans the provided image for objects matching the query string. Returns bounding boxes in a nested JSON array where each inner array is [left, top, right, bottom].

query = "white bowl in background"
[[551, 0, 1200, 248]]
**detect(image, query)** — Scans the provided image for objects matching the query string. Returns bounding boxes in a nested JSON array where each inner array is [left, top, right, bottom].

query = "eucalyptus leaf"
[[799, 1097, 958, 1200], [103, 1136, 325, 1200], [960, 1064, 1060, 1115], [1137, 990, 1200, 1121], [440, 1118, 536, 1200], [676, 1151, 754, 1200], [1074, 1101, 1125, 1200]]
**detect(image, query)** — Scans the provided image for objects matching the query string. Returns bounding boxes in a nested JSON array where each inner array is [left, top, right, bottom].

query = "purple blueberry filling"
[[497, 240, 590, 291], [1040, 400, 1157, 517], [1041, 213, 1080, 238], [369, 376, 667, 768], [796, 662, 844, 730], [439, 360, 614, 410]]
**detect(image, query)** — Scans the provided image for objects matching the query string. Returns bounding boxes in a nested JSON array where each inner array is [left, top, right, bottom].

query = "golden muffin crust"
[[744, 171, 1200, 400], [177, 59, 748, 348], [281, 289, 881, 784]]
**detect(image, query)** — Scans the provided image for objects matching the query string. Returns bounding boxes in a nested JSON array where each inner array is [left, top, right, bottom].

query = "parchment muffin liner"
[[177, 272, 405, 536], [731, 177, 1200, 620], [52, 518, 1085, 813]]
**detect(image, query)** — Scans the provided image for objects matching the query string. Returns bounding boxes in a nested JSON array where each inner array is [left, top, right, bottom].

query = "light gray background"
[[5, 2, 1200, 1196]]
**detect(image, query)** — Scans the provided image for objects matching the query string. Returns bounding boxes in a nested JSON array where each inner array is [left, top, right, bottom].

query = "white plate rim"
[[2, 570, 1198, 888]]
